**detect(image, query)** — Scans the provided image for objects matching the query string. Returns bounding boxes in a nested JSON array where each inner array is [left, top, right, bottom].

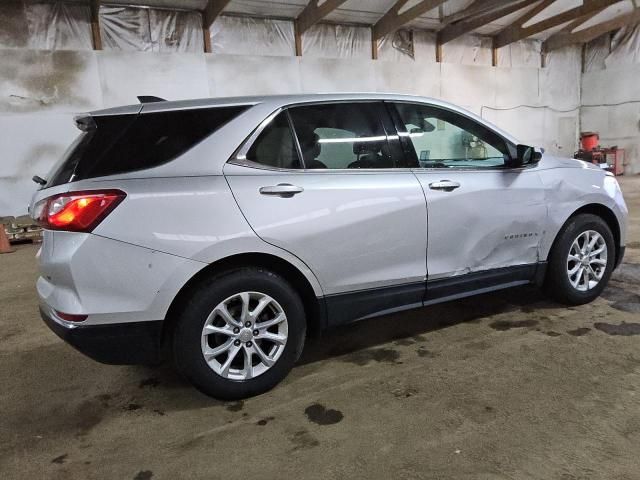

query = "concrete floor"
[[1, 177, 640, 480]]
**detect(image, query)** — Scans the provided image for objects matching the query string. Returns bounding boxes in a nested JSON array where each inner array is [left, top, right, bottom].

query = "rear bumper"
[[40, 306, 163, 365]]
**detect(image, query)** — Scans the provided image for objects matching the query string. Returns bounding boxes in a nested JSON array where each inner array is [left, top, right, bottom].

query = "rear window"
[[46, 105, 248, 187]]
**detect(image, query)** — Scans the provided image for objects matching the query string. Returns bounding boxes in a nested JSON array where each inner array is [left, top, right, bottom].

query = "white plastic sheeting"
[[0, 1, 92, 50], [150, 9, 204, 53], [302, 23, 371, 59], [585, 26, 640, 71], [378, 30, 414, 61], [584, 34, 610, 72], [210, 16, 295, 56], [441, 34, 492, 65], [99, 6, 203, 53], [497, 40, 542, 68], [605, 25, 640, 67]]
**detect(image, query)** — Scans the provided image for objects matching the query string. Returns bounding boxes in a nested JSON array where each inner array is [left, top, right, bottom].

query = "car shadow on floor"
[[130, 285, 557, 406], [298, 285, 558, 366]]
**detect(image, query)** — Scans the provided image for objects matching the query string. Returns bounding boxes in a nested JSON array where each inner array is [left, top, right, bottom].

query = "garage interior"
[[1, 0, 640, 478]]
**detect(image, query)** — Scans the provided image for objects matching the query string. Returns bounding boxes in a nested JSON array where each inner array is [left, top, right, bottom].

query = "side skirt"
[[323, 264, 541, 327]]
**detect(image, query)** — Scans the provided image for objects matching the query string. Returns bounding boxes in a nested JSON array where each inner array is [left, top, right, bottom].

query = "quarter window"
[[288, 103, 395, 169], [245, 112, 301, 169], [393, 103, 511, 169]]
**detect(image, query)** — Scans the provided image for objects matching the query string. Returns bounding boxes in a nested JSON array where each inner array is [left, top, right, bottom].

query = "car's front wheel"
[[173, 267, 306, 400], [545, 213, 615, 305]]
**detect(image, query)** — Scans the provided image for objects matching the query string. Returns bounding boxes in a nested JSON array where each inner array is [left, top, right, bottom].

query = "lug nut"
[[246, 341, 252, 347], [253, 330, 259, 336], [245, 321, 252, 327], [233, 327, 240, 334], [234, 340, 241, 346]]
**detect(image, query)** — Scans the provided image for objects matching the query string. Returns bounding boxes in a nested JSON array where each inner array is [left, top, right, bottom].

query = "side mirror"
[[508, 144, 541, 168]]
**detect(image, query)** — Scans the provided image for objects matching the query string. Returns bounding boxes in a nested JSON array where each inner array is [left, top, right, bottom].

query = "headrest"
[[353, 139, 384, 155]]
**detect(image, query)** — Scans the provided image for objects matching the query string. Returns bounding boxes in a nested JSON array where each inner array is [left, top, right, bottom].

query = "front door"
[[224, 102, 428, 322], [389, 101, 547, 284]]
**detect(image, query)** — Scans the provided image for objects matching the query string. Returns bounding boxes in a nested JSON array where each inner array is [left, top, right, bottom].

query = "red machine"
[[574, 132, 624, 176]]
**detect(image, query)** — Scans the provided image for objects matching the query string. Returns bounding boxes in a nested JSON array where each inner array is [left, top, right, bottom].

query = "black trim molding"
[[40, 307, 163, 365], [323, 264, 540, 327]]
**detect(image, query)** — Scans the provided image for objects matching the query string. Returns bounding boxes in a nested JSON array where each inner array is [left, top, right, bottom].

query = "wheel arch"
[[162, 252, 326, 350], [547, 203, 621, 265]]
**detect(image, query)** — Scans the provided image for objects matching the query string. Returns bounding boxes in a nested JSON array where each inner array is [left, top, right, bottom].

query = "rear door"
[[388, 101, 547, 288], [224, 102, 428, 324]]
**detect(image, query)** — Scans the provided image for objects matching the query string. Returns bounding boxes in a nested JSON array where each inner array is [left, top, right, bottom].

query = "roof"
[[88, 92, 520, 145]]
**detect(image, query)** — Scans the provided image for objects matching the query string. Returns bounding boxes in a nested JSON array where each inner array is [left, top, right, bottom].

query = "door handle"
[[428, 180, 460, 192], [259, 184, 304, 197]]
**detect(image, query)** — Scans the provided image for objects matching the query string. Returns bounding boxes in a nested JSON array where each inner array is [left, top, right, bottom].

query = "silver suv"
[[31, 94, 628, 399]]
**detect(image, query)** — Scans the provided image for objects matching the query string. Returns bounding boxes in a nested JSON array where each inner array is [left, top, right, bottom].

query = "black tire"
[[544, 213, 615, 305], [173, 267, 306, 400]]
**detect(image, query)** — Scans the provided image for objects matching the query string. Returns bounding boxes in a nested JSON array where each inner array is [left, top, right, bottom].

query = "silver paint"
[[30, 93, 628, 329]]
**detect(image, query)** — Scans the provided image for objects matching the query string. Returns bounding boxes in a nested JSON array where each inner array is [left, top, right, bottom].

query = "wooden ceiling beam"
[[296, 0, 350, 35], [373, 0, 448, 40], [441, 0, 523, 25], [494, 0, 623, 48], [203, 0, 232, 29], [558, 6, 607, 33], [438, 0, 538, 45], [543, 6, 640, 51]]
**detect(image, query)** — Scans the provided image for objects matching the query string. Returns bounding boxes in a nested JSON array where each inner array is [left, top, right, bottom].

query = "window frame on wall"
[[386, 101, 519, 171], [232, 101, 410, 172]]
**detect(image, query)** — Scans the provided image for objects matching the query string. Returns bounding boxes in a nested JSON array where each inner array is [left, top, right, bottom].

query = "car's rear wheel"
[[545, 213, 615, 305], [173, 268, 306, 400]]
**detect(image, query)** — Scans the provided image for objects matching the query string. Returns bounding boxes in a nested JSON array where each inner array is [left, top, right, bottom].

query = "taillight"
[[35, 190, 126, 232]]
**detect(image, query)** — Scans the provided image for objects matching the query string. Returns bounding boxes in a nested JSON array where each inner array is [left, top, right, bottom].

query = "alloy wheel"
[[566, 230, 607, 292], [201, 291, 288, 380]]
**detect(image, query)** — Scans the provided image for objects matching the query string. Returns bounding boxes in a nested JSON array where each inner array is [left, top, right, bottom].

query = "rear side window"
[[46, 106, 248, 187], [288, 103, 395, 169]]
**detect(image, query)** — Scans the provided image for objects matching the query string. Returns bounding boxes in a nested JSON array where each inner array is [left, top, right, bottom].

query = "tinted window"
[[46, 106, 247, 187], [288, 103, 395, 169], [245, 112, 301, 169], [394, 103, 510, 169]]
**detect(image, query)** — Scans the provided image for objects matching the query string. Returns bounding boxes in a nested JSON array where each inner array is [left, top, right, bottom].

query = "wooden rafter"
[[296, 0, 350, 35], [558, 6, 607, 33], [438, 0, 538, 45], [203, 0, 232, 29], [441, 0, 522, 25], [543, 6, 640, 51], [373, 0, 448, 40], [494, 0, 624, 48]]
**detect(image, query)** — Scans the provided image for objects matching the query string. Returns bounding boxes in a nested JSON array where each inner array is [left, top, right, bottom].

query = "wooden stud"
[[371, 27, 378, 59], [294, 20, 302, 57], [90, 0, 102, 51], [203, 26, 212, 53]]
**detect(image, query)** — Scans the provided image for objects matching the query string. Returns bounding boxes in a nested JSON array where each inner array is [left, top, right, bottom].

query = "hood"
[[537, 154, 603, 172]]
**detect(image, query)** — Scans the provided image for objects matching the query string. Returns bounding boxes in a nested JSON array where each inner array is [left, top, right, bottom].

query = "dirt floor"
[[1, 177, 639, 480]]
